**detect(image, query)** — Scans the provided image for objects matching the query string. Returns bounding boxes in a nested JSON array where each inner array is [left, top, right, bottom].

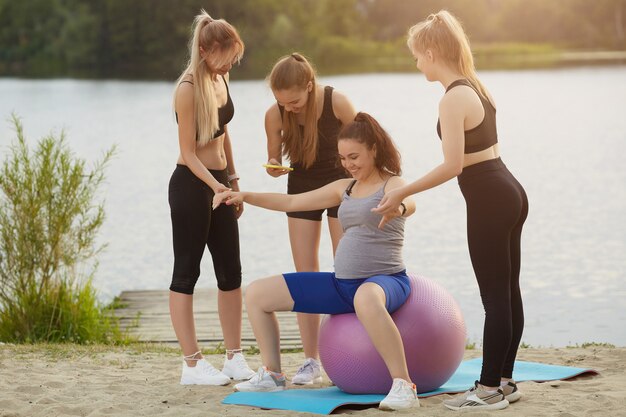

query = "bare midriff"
[[176, 134, 228, 170], [463, 143, 500, 168]]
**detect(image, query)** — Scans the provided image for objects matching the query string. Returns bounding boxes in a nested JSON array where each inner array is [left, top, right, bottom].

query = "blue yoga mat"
[[222, 358, 597, 415]]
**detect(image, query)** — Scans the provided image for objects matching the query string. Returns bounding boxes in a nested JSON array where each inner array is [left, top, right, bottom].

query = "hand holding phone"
[[263, 164, 293, 171]]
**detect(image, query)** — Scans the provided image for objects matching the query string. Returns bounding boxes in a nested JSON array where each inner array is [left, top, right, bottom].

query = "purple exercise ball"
[[318, 273, 466, 394]]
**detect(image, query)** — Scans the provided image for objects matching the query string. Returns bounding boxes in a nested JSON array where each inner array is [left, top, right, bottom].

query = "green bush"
[[0, 114, 128, 344]]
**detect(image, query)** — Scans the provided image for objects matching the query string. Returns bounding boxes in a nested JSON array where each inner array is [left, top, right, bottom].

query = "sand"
[[0, 343, 624, 417]]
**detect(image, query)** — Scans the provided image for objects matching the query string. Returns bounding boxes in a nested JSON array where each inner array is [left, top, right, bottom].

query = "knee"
[[217, 274, 241, 292], [244, 280, 265, 311], [354, 284, 385, 316], [169, 274, 199, 295], [482, 297, 512, 318]]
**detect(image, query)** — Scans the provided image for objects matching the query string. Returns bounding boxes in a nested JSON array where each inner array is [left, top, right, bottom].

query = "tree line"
[[0, 0, 624, 80]]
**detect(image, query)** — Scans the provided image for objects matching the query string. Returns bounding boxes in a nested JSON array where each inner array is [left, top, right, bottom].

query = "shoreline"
[[1, 50, 625, 81], [1, 343, 624, 416]]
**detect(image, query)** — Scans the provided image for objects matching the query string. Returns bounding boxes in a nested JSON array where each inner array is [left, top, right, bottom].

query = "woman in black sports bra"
[[374, 10, 528, 412], [168, 10, 254, 386], [263, 53, 357, 383]]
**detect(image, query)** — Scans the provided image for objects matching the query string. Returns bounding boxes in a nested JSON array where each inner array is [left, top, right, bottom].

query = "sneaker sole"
[[444, 399, 509, 411], [505, 391, 522, 403], [379, 400, 420, 411], [292, 376, 323, 385], [180, 379, 231, 386], [234, 386, 286, 392], [223, 371, 256, 381], [229, 375, 256, 381]]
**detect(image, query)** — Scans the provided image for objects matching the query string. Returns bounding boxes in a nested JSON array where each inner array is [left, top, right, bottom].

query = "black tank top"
[[279, 86, 346, 179], [436, 79, 497, 154], [175, 75, 234, 140]]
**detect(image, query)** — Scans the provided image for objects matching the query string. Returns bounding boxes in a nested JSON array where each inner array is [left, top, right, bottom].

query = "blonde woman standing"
[[375, 10, 528, 411], [263, 53, 357, 384], [168, 10, 254, 385]]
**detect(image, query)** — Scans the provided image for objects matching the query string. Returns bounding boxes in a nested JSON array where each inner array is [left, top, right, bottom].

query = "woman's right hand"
[[265, 158, 290, 177]]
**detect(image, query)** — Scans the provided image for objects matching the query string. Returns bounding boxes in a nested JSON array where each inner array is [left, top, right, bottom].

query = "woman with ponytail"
[[374, 10, 528, 411], [168, 10, 254, 386], [263, 53, 357, 384], [213, 113, 419, 411]]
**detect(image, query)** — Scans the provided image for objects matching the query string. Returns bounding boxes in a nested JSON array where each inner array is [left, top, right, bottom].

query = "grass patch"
[[566, 342, 616, 349], [106, 296, 129, 310], [465, 340, 477, 350], [0, 115, 128, 345]]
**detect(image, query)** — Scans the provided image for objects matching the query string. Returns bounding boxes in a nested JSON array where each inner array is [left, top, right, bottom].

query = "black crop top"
[[436, 79, 497, 154], [175, 75, 234, 140]]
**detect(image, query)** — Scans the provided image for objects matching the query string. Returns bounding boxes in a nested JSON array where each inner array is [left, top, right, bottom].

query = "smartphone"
[[263, 164, 294, 171]]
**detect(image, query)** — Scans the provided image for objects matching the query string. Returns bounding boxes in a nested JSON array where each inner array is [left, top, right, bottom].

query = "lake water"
[[1, 67, 625, 347]]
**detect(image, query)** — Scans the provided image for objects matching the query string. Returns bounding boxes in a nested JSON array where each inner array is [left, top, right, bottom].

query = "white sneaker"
[[222, 352, 255, 380], [443, 381, 509, 411], [234, 367, 287, 392], [180, 358, 231, 386], [291, 358, 323, 385], [379, 378, 420, 411], [501, 380, 522, 403]]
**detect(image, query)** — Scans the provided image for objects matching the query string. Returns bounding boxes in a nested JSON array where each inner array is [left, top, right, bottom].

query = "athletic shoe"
[[233, 367, 287, 392], [443, 381, 509, 411], [222, 352, 255, 380], [180, 358, 231, 386], [379, 378, 420, 411], [291, 358, 323, 385], [501, 380, 522, 403]]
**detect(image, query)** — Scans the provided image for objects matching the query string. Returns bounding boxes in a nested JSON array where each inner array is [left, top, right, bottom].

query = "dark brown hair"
[[338, 112, 402, 176]]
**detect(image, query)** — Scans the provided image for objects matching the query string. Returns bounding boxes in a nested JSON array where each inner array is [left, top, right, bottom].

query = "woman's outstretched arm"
[[213, 178, 351, 213]]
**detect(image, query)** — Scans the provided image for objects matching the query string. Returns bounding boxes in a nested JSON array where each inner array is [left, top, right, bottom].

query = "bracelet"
[[227, 173, 240, 182], [399, 202, 407, 216]]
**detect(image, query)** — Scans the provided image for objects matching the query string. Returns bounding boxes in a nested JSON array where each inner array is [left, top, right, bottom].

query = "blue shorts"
[[282, 270, 411, 314]]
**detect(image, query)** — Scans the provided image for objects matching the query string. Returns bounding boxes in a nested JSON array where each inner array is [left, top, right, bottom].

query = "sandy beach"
[[0, 343, 624, 416]]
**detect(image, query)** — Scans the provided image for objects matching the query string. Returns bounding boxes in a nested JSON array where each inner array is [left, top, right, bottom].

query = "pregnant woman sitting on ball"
[[212, 112, 418, 411]]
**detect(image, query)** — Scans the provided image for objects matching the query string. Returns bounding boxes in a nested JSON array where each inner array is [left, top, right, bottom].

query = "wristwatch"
[[400, 202, 407, 216]]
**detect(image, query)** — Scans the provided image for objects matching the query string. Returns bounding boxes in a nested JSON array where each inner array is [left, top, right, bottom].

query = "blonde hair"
[[268, 53, 318, 169], [174, 10, 244, 146], [407, 10, 492, 105]]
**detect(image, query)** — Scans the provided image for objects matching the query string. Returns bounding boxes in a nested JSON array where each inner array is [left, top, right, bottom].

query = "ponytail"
[[407, 10, 492, 106], [173, 10, 244, 146]]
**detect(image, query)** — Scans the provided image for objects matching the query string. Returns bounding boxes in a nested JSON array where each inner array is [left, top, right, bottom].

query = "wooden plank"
[[114, 288, 304, 350]]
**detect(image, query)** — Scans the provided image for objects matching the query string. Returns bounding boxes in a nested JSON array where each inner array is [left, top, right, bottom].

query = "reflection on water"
[[1, 66, 625, 347]]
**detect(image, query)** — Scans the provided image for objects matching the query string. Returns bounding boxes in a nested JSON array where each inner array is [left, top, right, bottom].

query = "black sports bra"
[[436, 79, 497, 154], [175, 75, 234, 140]]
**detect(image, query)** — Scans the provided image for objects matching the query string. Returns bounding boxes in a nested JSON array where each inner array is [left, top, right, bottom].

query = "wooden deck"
[[114, 288, 303, 350]]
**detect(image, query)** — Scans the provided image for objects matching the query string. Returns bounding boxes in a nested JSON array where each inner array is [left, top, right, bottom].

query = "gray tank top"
[[334, 179, 406, 279]]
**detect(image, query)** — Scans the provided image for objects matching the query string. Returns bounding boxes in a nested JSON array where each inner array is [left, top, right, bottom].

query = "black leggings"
[[459, 158, 528, 387], [168, 165, 241, 294]]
